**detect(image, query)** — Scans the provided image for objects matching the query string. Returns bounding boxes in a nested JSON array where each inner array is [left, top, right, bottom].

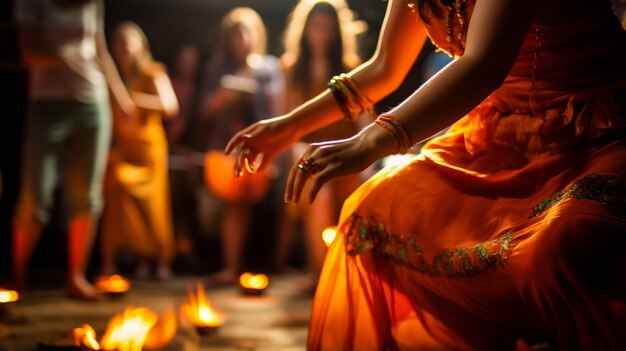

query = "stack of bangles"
[[328, 74, 413, 154], [328, 73, 377, 121], [374, 114, 414, 154]]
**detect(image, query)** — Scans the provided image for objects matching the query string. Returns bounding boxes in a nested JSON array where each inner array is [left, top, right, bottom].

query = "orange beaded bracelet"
[[374, 114, 413, 154]]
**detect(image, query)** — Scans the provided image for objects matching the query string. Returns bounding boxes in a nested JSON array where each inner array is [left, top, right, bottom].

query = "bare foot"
[[207, 270, 237, 287], [66, 276, 102, 301]]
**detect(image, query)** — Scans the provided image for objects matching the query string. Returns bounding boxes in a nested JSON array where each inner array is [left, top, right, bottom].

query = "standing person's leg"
[[215, 201, 250, 284], [274, 206, 298, 273], [12, 102, 66, 288], [64, 101, 111, 299], [302, 186, 335, 292]]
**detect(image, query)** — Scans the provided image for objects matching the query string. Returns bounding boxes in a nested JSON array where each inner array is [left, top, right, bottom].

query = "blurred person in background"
[[166, 44, 201, 263], [100, 21, 178, 280], [275, 0, 364, 293], [167, 44, 200, 148], [200, 7, 284, 285], [13, 0, 134, 299]]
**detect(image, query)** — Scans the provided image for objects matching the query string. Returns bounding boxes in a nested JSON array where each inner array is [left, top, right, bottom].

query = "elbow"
[[365, 52, 410, 96], [165, 105, 179, 119]]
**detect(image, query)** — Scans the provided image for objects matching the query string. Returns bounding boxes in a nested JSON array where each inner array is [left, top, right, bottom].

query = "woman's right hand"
[[225, 115, 300, 177]]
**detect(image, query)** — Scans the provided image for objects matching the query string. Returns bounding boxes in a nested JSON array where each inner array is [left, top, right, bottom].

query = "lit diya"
[[322, 227, 338, 248], [239, 273, 269, 296], [0, 288, 19, 317], [38, 324, 98, 351], [72, 325, 100, 350], [57, 307, 177, 351], [94, 275, 130, 297], [182, 283, 225, 335], [100, 307, 177, 351], [0, 288, 19, 304]]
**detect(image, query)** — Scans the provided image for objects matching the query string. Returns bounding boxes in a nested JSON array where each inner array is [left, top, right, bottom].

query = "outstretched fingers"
[[307, 165, 336, 204], [225, 129, 248, 155]]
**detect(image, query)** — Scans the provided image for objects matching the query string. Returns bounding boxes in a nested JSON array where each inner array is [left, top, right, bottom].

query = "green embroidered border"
[[529, 173, 626, 219], [345, 214, 513, 278]]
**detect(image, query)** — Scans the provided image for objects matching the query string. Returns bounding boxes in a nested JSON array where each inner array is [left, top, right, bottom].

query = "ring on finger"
[[297, 157, 319, 175]]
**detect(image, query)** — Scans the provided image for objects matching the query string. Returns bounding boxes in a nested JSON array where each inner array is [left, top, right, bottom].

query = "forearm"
[[130, 91, 164, 112], [284, 0, 427, 140], [99, 52, 133, 110], [377, 55, 504, 154], [131, 91, 178, 118], [286, 54, 420, 140]]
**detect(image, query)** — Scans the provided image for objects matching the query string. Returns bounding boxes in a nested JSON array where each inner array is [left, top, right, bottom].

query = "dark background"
[[0, 0, 433, 286]]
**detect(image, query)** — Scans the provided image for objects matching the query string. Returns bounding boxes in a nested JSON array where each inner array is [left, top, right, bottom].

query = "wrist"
[[361, 123, 398, 161], [281, 111, 308, 141]]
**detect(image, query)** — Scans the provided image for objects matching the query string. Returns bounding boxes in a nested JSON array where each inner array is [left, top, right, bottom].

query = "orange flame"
[[322, 227, 337, 247], [182, 283, 224, 327], [0, 289, 19, 303], [144, 308, 177, 350], [239, 273, 269, 290], [100, 307, 175, 351], [94, 275, 130, 294], [72, 324, 100, 350]]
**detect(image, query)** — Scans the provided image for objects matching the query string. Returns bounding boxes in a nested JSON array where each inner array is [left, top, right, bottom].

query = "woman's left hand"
[[285, 123, 397, 204]]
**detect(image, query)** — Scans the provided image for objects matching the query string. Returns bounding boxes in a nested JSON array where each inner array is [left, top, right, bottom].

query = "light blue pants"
[[14, 99, 111, 225]]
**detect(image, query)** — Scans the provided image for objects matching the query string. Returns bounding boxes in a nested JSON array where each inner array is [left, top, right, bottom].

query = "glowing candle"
[[239, 273, 269, 296]]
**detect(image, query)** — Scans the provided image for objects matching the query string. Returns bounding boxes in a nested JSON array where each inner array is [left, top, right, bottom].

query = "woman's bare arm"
[[279, 0, 427, 136], [225, 0, 428, 155], [95, 29, 135, 116], [385, 0, 540, 145], [130, 70, 179, 118]]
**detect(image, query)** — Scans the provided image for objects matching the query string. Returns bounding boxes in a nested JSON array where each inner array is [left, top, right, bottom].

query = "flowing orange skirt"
[[308, 84, 626, 350]]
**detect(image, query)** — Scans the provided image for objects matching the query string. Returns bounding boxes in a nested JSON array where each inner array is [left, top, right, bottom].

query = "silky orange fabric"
[[100, 63, 174, 262], [308, 1, 626, 350]]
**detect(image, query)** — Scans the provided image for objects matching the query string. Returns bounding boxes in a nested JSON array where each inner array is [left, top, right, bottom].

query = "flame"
[[144, 308, 177, 350], [0, 289, 19, 303], [182, 283, 224, 327], [239, 273, 269, 290], [100, 307, 174, 351], [94, 275, 130, 293], [72, 324, 100, 350], [322, 227, 337, 247]]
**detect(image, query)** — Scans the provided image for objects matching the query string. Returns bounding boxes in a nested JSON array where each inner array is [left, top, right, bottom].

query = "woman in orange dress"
[[228, 0, 626, 349], [100, 22, 179, 280]]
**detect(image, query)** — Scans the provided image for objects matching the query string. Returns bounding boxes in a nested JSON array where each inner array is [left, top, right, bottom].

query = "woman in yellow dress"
[[100, 22, 179, 280], [228, 0, 626, 349]]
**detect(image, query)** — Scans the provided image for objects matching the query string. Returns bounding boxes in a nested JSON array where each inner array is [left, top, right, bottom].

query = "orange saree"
[[308, 1, 626, 350]]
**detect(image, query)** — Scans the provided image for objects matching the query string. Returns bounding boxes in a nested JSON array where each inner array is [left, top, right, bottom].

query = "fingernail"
[[284, 193, 291, 203]]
